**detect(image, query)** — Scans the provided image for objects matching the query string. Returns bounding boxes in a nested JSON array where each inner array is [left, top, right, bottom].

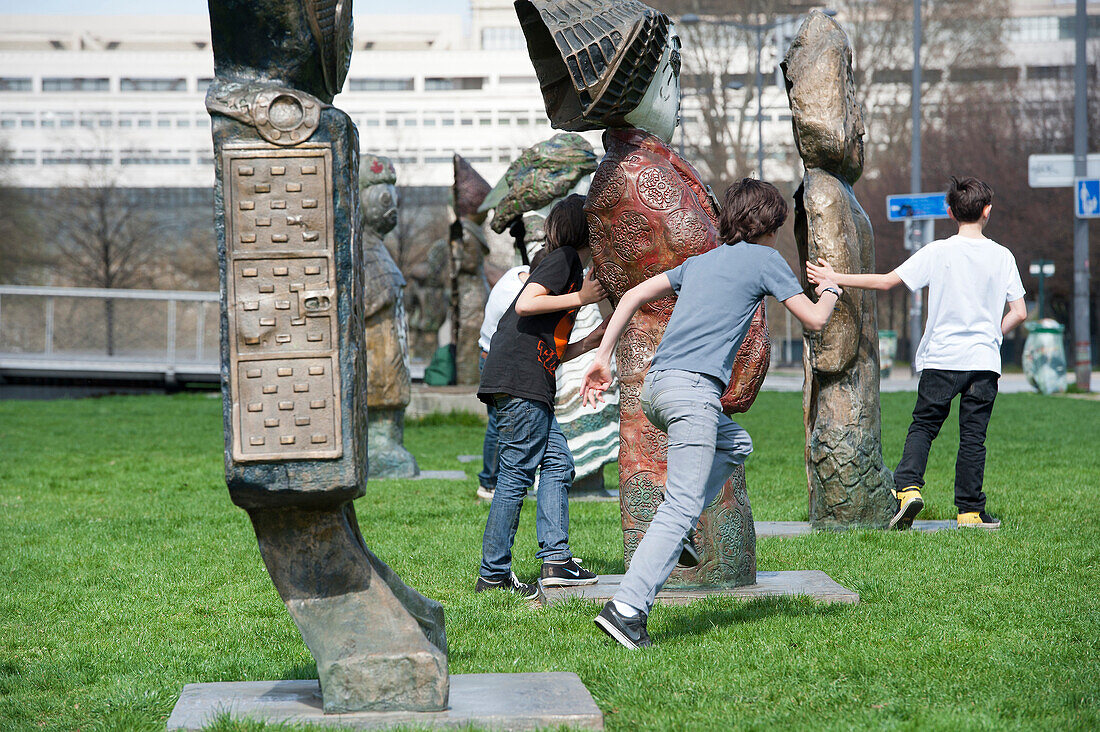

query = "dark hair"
[[719, 179, 788, 244], [544, 194, 589, 252], [946, 176, 993, 223], [529, 247, 547, 269]]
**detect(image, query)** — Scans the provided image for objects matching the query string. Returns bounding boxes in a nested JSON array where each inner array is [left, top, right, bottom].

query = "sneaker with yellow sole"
[[889, 487, 924, 530], [957, 510, 1001, 529]]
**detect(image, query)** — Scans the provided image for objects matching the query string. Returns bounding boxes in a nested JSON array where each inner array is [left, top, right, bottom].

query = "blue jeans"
[[478, 351, 498, 490], [615, 369, 753, 614], [479, 395, 575, 579]]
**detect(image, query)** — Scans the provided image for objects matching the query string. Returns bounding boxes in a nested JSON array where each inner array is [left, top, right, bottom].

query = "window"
[[0, 77, 32, 92], [1028, 65, 1072, 82], [120, 77, 187, 92], [481, 27, 525, 50], [951, 66, 1018, 83], [499, 75, 536, 85], [348, 77, 414, 92], [42, 77, 110, 92], [424, 155, 453, 164], [425, 77, 485, 91]]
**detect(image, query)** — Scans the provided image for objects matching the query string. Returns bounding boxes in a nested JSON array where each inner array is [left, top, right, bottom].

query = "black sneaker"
[[540, 557, 598, 586], [677, 529, 701, 567], [475, 572, 541, 600], [594, 600, 652, 649]]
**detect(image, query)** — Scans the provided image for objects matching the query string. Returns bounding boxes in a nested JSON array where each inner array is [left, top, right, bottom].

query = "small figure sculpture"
[[451, 155, 492, 386], [206, 0, 447, 712], [783, 11, 896, 528], [516, 0, 769, 586], [360, 154, 419, 478], [405, 241, 449, 361]]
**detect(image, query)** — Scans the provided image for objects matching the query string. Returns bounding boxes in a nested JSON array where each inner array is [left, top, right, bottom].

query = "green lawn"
[[1, 391, 1097, 731]]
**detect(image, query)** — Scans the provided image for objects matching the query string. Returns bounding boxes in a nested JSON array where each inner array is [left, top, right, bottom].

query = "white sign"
[[1028, 154, 1100, 188], [1029, 263, 1055, 276]]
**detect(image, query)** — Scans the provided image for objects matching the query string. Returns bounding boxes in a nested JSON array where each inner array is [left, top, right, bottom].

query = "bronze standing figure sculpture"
[[360, 154, 419, 478], [205, 0, 446, 712], [516, 0, 769, 587], [783, 11, 897, 529]]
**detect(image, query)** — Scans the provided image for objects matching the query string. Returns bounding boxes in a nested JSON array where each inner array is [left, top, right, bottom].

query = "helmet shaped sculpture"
[[516, 0, 669, 130], [516, 0, 765, 589]]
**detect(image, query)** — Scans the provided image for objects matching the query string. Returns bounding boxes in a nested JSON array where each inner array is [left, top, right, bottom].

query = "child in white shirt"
[[808, 176, 1027, 530]]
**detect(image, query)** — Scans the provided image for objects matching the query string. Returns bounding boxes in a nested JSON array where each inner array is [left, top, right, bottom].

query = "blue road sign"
[[1076, 178, 1100, 219], [886, 192, 950, 222]]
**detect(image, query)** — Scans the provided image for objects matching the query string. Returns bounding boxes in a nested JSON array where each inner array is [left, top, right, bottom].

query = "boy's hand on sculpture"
[[813, 279, 842, 299], [581, 358, 613, 408], [806, 257, 836, 285], [579, 268, 608, 305]]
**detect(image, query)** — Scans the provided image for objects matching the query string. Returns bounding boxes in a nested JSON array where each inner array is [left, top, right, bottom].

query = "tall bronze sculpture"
[[360, 154, 419, 479], [782, 11, 897, 529], [516, 0, 769, 586], [206, 0, 446, 712]]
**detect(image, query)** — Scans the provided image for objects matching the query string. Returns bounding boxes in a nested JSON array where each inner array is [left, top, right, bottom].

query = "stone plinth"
[[755, 520, 957, 537], [168, 673, 602, 731], [539, 570, 859, 606]]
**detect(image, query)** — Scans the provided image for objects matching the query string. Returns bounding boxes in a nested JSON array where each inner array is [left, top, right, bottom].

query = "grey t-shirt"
[[649, 243, 803, 384]]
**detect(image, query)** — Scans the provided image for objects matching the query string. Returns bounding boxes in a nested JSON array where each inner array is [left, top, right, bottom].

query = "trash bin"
[[878, 330, 897, 378], [1022, 319, 1067, 395]]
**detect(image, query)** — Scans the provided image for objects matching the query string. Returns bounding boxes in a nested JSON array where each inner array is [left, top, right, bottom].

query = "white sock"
[[612, 600, 641, 617]]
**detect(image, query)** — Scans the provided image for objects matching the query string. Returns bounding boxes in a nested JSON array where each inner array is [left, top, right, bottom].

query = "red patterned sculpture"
[[517, 0, 769, 586]]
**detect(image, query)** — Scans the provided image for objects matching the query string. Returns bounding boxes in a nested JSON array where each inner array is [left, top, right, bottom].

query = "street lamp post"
[[1030, 259, 1056, 320]]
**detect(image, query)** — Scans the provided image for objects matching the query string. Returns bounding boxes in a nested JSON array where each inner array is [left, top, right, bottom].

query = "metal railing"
[[0, 285, 220, 383]]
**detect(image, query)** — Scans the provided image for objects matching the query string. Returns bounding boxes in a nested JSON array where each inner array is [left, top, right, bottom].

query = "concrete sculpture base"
[[755, 520, 958, 538], [539, 570, 859, 606], [167, 673, 603, 731]]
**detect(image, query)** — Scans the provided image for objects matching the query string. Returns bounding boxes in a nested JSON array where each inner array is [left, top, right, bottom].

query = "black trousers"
[[893, 369, 1000, 513]]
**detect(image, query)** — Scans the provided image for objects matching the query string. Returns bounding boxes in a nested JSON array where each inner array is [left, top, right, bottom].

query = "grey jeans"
[[614, 368, 754, 614]]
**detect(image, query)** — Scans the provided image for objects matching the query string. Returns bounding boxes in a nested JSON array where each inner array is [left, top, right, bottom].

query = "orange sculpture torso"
[[585, 127, 767, 586]]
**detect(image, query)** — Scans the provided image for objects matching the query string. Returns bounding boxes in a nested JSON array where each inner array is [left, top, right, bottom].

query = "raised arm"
[[515, 268, 606, 316], [580, 274, 675, 407], [1002, 297, 1027, 335], [807, 257, 902, 291], [782, 282, 842, 332]]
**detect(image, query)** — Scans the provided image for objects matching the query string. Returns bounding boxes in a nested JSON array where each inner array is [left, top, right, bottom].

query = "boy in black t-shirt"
[[476, 195, 608, 598]]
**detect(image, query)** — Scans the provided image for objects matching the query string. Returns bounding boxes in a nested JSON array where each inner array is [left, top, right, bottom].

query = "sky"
[[3, 0, 468, 14]]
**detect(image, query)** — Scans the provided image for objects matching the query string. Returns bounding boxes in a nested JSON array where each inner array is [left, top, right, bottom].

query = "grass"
[[0, 391, 1098, 731]]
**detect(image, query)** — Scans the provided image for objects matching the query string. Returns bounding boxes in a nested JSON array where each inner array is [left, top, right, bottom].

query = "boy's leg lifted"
[[596, 370, 752, 648], [891, 369, 957, 529]]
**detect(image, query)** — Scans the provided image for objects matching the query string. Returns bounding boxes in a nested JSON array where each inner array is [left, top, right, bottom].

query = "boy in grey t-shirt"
[[580, 179, 844, 649], [808, 176, 1027, 531]]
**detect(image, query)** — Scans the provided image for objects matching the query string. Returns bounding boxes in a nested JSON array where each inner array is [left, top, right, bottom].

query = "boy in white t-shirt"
[[808, 176, 1028, 530]]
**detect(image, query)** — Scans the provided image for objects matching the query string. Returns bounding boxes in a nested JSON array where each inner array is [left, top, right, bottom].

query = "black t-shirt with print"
[[477, 246, 584, 408]]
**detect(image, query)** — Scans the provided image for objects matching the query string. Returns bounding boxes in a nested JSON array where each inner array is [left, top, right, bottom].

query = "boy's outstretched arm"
[[807, 257, 902, 291], [515, 268, 606, 316], [580, 274, 674, 407], [782, 281, 843, 332], [1002, 298, 1027, 335]]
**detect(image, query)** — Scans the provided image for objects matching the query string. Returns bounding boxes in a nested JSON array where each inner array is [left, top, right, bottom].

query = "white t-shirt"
[[478, 265, 530, 352], [895, 235, 1025, 374]]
